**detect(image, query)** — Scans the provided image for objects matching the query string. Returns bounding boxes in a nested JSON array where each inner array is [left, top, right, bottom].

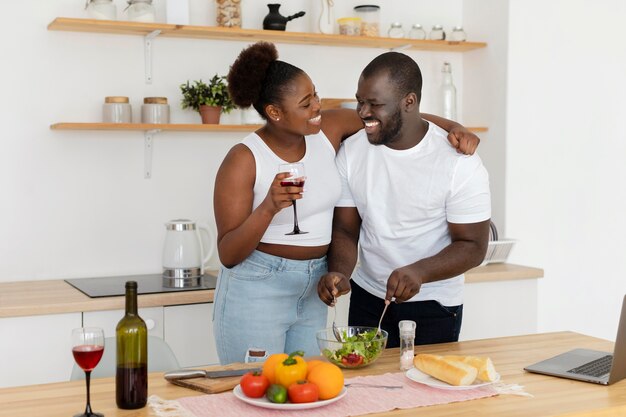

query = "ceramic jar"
[[103, 96, 132, 123], [141, 97, 170, 124], [126, 0, 156, 23]]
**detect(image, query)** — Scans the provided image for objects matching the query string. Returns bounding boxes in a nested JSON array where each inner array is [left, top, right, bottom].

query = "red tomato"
[[240, 371, 270, 398], [287, 380, 319, 403], [341, 353, 364, 367]]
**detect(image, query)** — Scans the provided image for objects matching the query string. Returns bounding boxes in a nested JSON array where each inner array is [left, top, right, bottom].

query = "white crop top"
[[242, 131, 341, 246]]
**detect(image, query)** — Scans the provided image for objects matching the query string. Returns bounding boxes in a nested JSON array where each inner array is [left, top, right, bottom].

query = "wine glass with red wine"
[[71, 327, 105, 417], [279, 162, 308, 235]]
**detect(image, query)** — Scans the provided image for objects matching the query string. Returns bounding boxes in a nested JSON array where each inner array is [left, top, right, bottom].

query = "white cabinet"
[[164, 303, 218, 367], [0, 313, 81, 388], [82, 306, 164, 339]]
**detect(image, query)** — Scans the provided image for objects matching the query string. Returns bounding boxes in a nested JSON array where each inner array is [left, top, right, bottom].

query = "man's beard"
[[367, 106, 403, 146]]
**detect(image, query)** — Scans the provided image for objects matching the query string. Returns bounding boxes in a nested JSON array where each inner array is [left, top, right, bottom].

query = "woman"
[[213, 42, 479, 364]]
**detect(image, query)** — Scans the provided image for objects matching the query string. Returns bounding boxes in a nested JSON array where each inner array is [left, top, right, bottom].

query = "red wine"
[[72, 345, 104, 371], [280, 180, 305, 187], [116, 364, 148, 409]]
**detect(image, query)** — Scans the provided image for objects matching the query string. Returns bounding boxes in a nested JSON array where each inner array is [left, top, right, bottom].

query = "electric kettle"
[[162, 219, 215, 288]]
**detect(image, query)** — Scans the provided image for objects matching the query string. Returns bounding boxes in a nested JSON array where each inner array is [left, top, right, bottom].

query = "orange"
[[305, 359, 324, 378], [307, 362, 344, 400], [262, 353, 288, 384]]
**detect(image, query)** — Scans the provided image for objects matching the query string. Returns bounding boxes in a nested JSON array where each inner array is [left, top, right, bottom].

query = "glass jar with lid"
[[86, 0, 117, 20], [216, 0, 242, 28], [450, 26, 467, 42], [126, 0, 156, 23], [387, 22, 404, 39], [354, 5, 380, 37], [429, 24, 446, 40], [408, 23, 426, 40]]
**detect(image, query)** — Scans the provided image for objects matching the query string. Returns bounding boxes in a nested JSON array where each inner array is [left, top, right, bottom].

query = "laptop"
[[524, 294, 626, 385]]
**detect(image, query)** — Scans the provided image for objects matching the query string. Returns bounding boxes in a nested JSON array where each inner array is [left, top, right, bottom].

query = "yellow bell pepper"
[[275, 351, 307, 388]]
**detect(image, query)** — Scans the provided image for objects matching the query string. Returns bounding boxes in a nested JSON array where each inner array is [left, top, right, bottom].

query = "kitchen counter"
[[0, 263, 542, 318], [0, 331, 622, 417]]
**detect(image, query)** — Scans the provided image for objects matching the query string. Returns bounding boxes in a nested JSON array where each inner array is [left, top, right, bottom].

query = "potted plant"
[[180, 75, 235, 124]]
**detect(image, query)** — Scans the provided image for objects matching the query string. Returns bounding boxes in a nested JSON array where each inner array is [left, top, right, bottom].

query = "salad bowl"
[[316, 326, 388, 368]]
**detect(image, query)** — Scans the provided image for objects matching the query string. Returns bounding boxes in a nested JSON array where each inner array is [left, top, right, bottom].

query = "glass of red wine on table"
[[71, 327, 105, 417], [279, 162, 308, 235]]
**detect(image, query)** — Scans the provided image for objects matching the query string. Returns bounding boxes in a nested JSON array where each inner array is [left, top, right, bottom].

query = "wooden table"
[[1, 331, 621, 417]]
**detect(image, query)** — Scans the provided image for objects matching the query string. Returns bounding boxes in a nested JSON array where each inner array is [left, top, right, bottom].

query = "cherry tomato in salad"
[[288, 380, 320, 403], [341, 353, 364, 367], [240, 371, 270, 398]]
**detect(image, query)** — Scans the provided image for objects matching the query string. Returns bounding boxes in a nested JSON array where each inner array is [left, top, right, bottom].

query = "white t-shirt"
[[242, 130, 341, 246], [335, 122, 491, 305]]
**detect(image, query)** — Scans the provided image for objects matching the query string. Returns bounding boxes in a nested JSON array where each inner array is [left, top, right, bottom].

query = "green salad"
[[323, 329, 385, 367]]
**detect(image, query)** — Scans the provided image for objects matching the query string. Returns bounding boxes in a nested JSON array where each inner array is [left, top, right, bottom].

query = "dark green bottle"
[[115, 281, 148, 409]]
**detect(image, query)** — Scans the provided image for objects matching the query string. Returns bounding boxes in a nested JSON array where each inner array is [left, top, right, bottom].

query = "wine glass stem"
[[84, 370, 93, 416], [292, 200, 300, 233]]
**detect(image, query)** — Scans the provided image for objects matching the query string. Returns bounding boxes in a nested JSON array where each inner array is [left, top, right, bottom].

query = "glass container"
[[126, 0, 156, 23], [86, 0, 117, 20], [441, 62, 457, 120], [103, 96, 132, 123], [338, 17, 362, 36], [429, 24, 445, 40], [387, 22, 404, 39], [450, 26, 467, 42], [408, 23, 426, 40], [216, 0, 242, 28], [354, 5, 380, 37], [399, 320, 416, 371]]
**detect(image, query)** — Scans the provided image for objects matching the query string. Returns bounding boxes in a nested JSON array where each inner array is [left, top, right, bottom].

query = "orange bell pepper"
[[275, 351, 307, 388]]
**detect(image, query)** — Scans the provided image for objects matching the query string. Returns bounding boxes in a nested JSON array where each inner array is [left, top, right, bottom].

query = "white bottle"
[[441, 62, 457, 121], [399, 320, 416, 371]]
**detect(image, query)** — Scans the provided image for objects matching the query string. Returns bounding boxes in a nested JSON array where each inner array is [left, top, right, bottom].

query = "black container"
[[262, 4, 305, 31]]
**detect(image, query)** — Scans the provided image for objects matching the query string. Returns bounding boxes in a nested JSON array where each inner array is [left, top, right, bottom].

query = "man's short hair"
[[361, 52, 422, 102]]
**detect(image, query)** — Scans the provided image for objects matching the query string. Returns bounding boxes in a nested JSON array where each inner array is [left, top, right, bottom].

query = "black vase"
[[262, 4, 306, 31]]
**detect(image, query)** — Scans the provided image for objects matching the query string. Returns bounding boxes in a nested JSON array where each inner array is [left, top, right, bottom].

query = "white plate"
[[405, 368, 500, 390], [233, 385, 347, 410]]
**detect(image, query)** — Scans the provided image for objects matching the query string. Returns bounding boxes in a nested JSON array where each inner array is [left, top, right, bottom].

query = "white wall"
[[506, 0, 626, 340], [1, 0, 477, 283]]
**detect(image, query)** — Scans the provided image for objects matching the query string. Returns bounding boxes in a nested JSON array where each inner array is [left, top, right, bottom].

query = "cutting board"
[[167, 362, 261, 394]]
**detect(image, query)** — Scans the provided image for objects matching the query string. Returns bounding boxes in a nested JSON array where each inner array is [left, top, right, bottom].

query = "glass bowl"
[[316, 326, 388, 368]]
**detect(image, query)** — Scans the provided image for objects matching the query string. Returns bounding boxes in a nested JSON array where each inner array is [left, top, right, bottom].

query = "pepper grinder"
[[399, 320, 416, 370]]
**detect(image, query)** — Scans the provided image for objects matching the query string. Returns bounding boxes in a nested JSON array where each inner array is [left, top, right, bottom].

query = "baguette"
[[443, 355, 498, 382], [413, 354, 477, 386]]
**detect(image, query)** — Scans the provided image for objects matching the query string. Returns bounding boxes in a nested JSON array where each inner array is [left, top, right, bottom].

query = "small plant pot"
[[199, 105, 222, 124]]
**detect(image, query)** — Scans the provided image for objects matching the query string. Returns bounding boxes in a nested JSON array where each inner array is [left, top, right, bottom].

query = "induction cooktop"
[[65, 273, 217, 298]]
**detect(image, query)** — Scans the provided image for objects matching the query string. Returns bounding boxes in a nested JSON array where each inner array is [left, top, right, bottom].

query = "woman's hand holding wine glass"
[[278, 162, 308, 235], [72, 327, 105, 417]]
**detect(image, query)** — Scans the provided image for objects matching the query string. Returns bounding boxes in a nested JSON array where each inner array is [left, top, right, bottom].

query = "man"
[[317, 52, 491, 348]]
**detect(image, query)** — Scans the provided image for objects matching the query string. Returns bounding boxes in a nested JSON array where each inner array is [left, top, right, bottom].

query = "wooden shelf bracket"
[[144, 29, 161, 84], [144, 129, 160, 179]]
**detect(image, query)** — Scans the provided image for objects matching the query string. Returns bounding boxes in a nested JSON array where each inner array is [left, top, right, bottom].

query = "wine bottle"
[[115, 281, 148, 409], [441, 62, 457, 121]]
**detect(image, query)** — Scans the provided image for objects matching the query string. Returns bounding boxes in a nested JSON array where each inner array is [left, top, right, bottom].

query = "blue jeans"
[[213, 250, 328, 364], [349, 281, 463, 348]]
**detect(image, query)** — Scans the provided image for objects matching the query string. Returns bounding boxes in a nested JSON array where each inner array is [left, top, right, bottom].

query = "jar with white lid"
[[429, 24, 446, 40], [408, 24, 426, 40], [103, 97, 132, 123], [387, 22, 404, 39], [450, 26, 467, 42], [126, 0, 156, 23], [141, 97, 170, 124], [354, 5, 380, 37], [86, 0, 117, 20]]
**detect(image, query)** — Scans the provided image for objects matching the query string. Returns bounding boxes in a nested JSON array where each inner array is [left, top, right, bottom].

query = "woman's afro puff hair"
[[227, 42, 278, 108]]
